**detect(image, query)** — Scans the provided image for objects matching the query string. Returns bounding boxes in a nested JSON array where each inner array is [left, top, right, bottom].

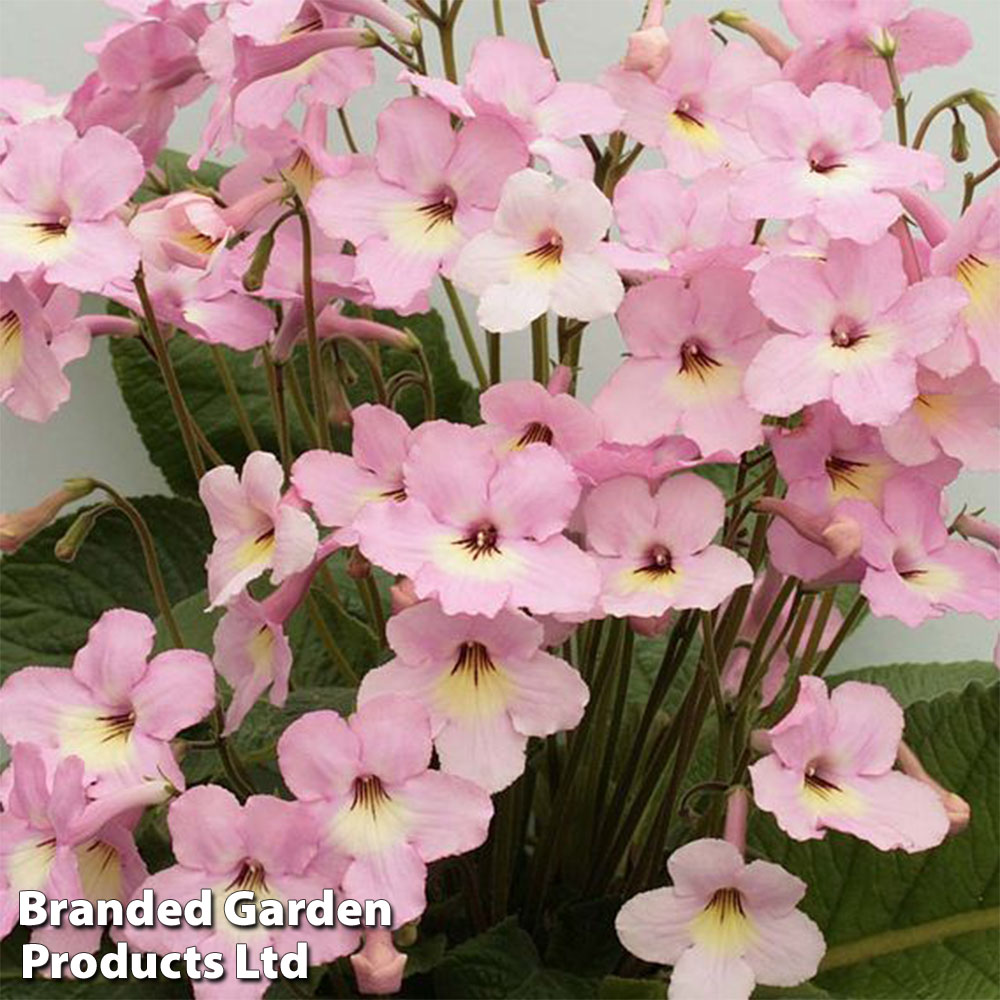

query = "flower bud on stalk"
[[965, 90, 1000, 158], [242, 229, 276, 292], [624, 1, 670, 77], [54, 502, 114, 562], [713, 10, 792, 64], [951, 113, 970, 162], [1, 479, 97, 553], [953, 512, 1000, 550], [896, 742, 971, 836], [351, 929, 407, 996]]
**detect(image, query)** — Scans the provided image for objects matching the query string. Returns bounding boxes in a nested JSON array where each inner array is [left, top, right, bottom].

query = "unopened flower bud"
[[242, 229, 276, 292], [624, 26, 670, 77], [395, 921, 419, 948], [870, 26, 897, 58], [896, 742, 971, 836], [755, 497, 861, 562], [723, 786, 750, 855], [950, 114, 970, 163], [347, 548, 372, 580], [1, 480, 98, 554], [351, 929, 407, 996], [713, 10, 792, 64], [54, 502, 112, 562], [390, 577, 420, 613], [546, 364, 574, 396], [965, 90, 1000, 158], [953, 512, 1000, 550]]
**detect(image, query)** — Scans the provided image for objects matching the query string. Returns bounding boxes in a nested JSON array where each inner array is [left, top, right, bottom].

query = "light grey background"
[[1, 0, 997, 665]]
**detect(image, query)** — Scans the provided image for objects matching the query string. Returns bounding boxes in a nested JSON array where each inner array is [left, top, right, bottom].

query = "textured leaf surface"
[[831, 660, 996, 707], [1, 496, 210, 677]]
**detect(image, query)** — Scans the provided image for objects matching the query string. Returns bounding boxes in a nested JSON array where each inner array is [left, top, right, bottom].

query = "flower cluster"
[[0, 1, 997, 998]]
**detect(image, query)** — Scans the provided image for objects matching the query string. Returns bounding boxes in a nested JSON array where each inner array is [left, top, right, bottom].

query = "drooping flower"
[[0, 608, 215, 793], [583, 473, 753, 618], [479, 374, 602, 461], [603, 16, 779, 179], [310, 96, 529, 312], [0, 119, 143, 293], [404, 36, 622, 180], [0, 744, 152, 955], [731, 81, 944, 244], [594, 267, 769, 457], [351, 929, 407, 997], [358, 600, 589, 792], [277, 696, 493, 926], [746, 237, 967, 426], [353, 421, 600, 617], [451, 169, 624, 333], [200, 451, 319, 608], [750, 675, 951, 851], [616, 837, 825, 1000], [126, 785, 359, 999], [780, 0, 971, 109], [293, 403, 413, 545], [840, 475, 1000, 627], [0, 478, 95, 553], [880, 365, 1000, 472]]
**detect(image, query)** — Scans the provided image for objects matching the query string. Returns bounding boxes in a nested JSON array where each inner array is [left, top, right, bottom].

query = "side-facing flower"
[[583, 473, 753, 618], [746, 237, 967, 426], [126, 785, 359, 999], [451, 169, 623, 333], [278, 696, 493, 926], [840, 475, 1000, 627], [293, 403, 413, 545], [200, 450, 319, 607], [0, 119, 143, 293], [310, 96, 529, 312], [594, 266, 769, 457], [359, 600, 588, 792], [732, 82, 943, 244], [353, 421, 599, 617], [616, 837, 824, 999], [0, 608, 215, 793], [351, 929, 406, 997], [750, 676, 950, 851]]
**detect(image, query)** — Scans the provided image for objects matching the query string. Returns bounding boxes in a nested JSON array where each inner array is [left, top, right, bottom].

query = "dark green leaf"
[[1, 496, 210, 677], [831, 661, 996, 707], [598, 976, 668, 999]]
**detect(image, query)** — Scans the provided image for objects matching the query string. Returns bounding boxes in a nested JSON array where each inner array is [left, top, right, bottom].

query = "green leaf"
[[1, 496, 210, 677], [598, 976, 668, 999], [153, 590, 221, 656], [751, 682, 1000, 999], [110, 309, 476, 497], [433, 918, 597, 999], [134, 148, 229, 204], [402, 932, 449, 978], [545, 896, 622, 977], [831, 660, 996, 707]]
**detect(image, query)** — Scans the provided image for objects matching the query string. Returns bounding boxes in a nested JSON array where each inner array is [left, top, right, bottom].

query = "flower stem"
[[306, 593, 359, 684], [210, 345, 260, 451], [529, 0, 556, 74], [441, 276, 488, 389], [487, 330, 501, 385], [531, 314, 550, 383], [492, 0, 504, 35], [134, 269, 205, 482], [261, 348, 293, 478], [881, 51, 908, 144], [336, 108, 359, 154], [962, 158, 1000, 212], [913, 89, 977, 149]]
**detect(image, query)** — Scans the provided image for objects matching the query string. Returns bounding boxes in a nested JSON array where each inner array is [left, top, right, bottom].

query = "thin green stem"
[[487, 330, 501, 385], [962, 158, 1000, 212], [913, 89, 976, 149], [441, 277, 488, 389], [336, 108, 359, 154], [285, 362, 320, 448], [797, 588, 837, 676], [294, 196, 332, 449], [134, 269, 205, 481], [306, 593, 359, 684], [438, 1, 459, 82], [531, 314, 550, 383], [492, 0, 504, 35], [529, 0, 556, 74], [210, 345, 260, 450], [261, 349, 292, 477], [812, 593, 867, 677], [700, 612, 727, 724], [881, 51, 908, 144], [413, 339, 437, 419]]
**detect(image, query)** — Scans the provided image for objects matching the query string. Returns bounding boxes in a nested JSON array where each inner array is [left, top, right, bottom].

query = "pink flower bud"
[[723, 786, 750, 855], [954, 512, 1000, 550], [629, 610, 673, 638], [890, 188, 951, 247], [624, 26, 670, 77], [755, 498, 861, 562], [390, 577, 420, 613], [896, 742, 971, 836], [351, 930, 407, 996], [1, 480, 97, 553], [317, 306, 418, 351], [546, 364, 574, 396], [713, 10, 792, 64], [966, 90, 1000, 158]]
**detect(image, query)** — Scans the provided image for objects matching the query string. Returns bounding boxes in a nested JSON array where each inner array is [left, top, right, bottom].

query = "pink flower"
[[594, 267, 769, 457], [608, 167, 756, 279], [0, 744, 150, 955], [616, 838, 824, 1000], [200, 451, 319, 608], [351, 929, 406, 996], [880, 365, 1000, 472], [0, 78, 68, 153], [293, 403, 413, 545], [310, 97, 529, 312], [603, 17, 779, 179], [479, 376, 601, 460], [750, 676, 950, 851], [405, 36, 622, 180], [0, 275, 90, 422], [278, 696, 493, 926], [732, 82, 943, 244], [126, 785, 359, 999], [841, 476, 1000, 627], [746, 237, 967, 426], [353, 421, 599, 617], [0, 119, 143, 293], [583, 474, 753, 618], [926, 191, 1000, 382], [452, 169, 624, 333], [781, 0, 971, 109], [572, 436, 702, 488], [0, 608, 215, 794], [359, 601, 589, 792]]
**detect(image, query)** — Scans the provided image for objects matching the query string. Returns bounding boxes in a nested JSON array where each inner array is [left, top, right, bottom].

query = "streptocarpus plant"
[[0, 1, 998, 998]]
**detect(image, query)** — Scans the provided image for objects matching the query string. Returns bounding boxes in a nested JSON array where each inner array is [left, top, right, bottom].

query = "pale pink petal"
[[445, 116, 529, 208], [167, 785, 245, 873], [814, 187, 905, 244], [71, 608, 155, 706], [465, 37, 555, 120], [477, 276, 552, 333], [669, 945, 755, 1000], [750, 256, 836, 335], [353, 233, 443, 312], [534, 82, 622, 139], [892, 8, 972, 73], [615, 888, 700, 965], [736, 860, 806, 913], [823, 236, 907, 318], [354, 498, 443, 580], [43, 218, 140, 294], [450, 231, 524, 295], [810, 82, 883, 151], [131, 649, 215, 739], [488, 445, 580, 541], [374, 97, 454, 195], [730, 160, 816, 221], [182, 292, 273, 350], [593, 360, 684, 446], [862, 564, 941, 627], [653, 474, 725, 557], [744, 334, 834, 418], [352, 695, 433, 785], [879, 277, 968, 357], [271, 504, 318, 583], [342, 843, 426, 927], [60, 126, 144, 219], [667, 837, 745, 897], [672, 545, 754, 610], [767, 675, 836, 769], [394, 771, 492, 861], [292, 451, 381, 528], [493, 169, 555, 240], [504, 650, 589, 736], [583, 475, 657, 557], [503, 535, 601, 616], [745, 81, 817, 157], [549, 251, 624, 321], [277, 710, 360, 800], [749, 755, 824, 841], [832, 354, 918, 427], [827, 681, 903, 776], [352, 403, 410, 478], [741, 907, 825, 987], [433, 711, 527, 792]]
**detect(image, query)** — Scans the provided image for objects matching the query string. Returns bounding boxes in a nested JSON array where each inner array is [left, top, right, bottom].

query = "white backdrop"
[[1, 0, 997, 666]]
